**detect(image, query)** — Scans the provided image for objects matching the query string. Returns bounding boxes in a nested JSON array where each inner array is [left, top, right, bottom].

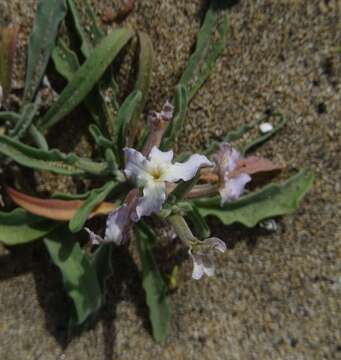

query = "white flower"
[[85, 205, 130, 246], [214, 143, 251, 205], [124, 146, 212, 221], [189, 237, 226, 280]]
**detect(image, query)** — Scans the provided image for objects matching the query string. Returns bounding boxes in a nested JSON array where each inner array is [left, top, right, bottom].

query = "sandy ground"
[[0, 1, 340, 359]]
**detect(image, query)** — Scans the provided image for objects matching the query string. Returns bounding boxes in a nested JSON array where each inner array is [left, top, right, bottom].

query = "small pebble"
[[259, 122, 273, 133], [259, 219, 278, 232]]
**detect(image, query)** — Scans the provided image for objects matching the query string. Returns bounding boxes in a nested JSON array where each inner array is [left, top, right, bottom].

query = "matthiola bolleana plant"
[[0, 0, 314, 343]]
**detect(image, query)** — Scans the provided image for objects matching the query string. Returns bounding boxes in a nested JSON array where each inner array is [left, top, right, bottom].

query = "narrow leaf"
[[66, 0, 104, 58], [0, 208, 57, 245], [184, 203, 210, 239], [112, 90, 142, 166], [44, 226, 103, 326], [179, 0, 228, 100], [9, 103, 38, 140], [128, 32, 153, 144], [69, 181, 116, 233], [7, 186, 115, 221], [0, 134, 108, 176], [24, 0, 67, 102], [160, 85, 188, 150], [194, 170, 314, 227], [51, 39, 80, 82], [135, 223, 170, 343], [40, 28, 134, 130], [90, 243, 113, 293]]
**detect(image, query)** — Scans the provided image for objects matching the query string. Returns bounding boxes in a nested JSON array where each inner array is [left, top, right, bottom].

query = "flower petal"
[[104, 205, 129, 245], [190, 252, 205, 280], [162, 154, 212, 182], [84, 227, 104, 246], [220, 173, 251, 205], [132, 181, 166, 221], [148, 146, 173, 164], [202, 255, 215, 277], [124, 147, 149, 185], [205, 237, 227, 253]]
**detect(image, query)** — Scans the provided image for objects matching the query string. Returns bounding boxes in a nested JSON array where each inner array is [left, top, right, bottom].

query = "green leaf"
[[44, 226, 103, 326], [39, 28, 134, 130], [24, 0, 67, 102], [9, 103, 38, 140], [0, 134, 107, 176], [69, 181, 116, 233], [204, 112, 287, 156], [66, 0, 104, 58], [160, 84, 188, 150], [0, 208, 57, 245], [184, 203, 210, 239], [128, 32, 153, 143], [179, 0, 228, 101], [112, 90, 142, 166], [88, 124, 115, 149], [242, 112, 287, 155], [135, 223, 170, 343], [194, 170, 314, 227], [51, 39, 80, 82], [90, 243, 113, 293]]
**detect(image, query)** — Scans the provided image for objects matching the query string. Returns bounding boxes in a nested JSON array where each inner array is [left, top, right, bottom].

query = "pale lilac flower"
[[189, 237, 226, 280], [214, 143, 251, 205], [85, 205, 130, 246], [124, 146, 212, 221]]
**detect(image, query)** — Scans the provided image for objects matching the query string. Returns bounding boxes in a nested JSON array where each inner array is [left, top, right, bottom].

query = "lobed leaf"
[[24, 0, 67, 102], [44, 226, 103, 326], [135, 222, 170, 343], [0, 208, 57, 245], [194, 170, 314, 227], [40, 28, 134, 130]]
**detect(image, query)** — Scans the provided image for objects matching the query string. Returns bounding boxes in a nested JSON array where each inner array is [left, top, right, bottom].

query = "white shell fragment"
[[259, 122, 273, 134]]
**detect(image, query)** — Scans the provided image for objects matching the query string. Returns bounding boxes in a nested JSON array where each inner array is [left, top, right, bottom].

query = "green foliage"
[[179, 0, 228, 100], [40, 28, 133, 130], [24, 0, 67, 102], [194, 170, 314, 227], [112, 90, 142, 166], [90, 243, 113, 293], [8, 103, 37, 140], [128, 32, 153, 141], [183, 202, 211, 239], [0, 134, 108, 176], [160, 85, 188, 150], [69, 181, 116, 233], [51, 39, 80, 82], [66, 0, 103, 58], [0, 208, 57, 245], [44, 226, 104, 326], [205, 112, 287, 155], [135, 223, 170, 343]]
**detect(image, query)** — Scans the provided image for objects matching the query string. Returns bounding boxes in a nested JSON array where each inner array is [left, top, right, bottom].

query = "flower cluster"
[[86, 103, 251, 280]]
